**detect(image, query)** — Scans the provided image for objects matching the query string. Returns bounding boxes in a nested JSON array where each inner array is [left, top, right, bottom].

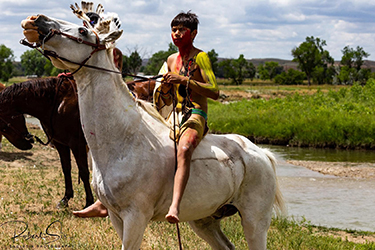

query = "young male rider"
[[73, 11, 219, 224], [160, 11, 219, 223]]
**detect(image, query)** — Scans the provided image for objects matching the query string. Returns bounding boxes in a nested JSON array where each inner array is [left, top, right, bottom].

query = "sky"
[[1, 0, 375, 62]]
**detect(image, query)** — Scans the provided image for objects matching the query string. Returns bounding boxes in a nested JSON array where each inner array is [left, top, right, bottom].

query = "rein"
[[170, 89, 183, 250]]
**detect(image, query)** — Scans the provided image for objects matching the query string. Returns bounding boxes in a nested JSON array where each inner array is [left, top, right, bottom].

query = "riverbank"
[[287, 160, 375, 179]]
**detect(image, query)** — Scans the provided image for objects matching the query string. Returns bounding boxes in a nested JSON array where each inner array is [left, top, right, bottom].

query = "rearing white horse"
[[21, 4, 284, 249]]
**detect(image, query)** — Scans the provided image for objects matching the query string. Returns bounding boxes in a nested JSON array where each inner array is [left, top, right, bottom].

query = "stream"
[[266, 145, 375, 232]]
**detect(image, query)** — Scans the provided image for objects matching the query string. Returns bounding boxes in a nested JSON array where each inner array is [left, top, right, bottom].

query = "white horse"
[[21, 4, 284, 249]]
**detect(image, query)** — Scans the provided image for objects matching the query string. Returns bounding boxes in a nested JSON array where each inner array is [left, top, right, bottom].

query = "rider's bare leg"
[[166, 128, 198, 223], [73, 200, 108, 218]]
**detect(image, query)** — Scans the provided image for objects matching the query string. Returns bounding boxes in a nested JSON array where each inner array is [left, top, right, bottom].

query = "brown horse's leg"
[[53, 141, 74, 208], [0, 134, 2, 151], [71, 141, 94, 208]]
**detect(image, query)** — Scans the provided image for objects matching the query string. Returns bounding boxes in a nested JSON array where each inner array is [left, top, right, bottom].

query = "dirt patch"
[[287, 160, 375, 179], [314, 230, 375, 244], [219, 89, 272, 102]]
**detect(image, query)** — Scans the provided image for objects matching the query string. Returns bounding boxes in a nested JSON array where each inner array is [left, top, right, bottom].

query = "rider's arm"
[[182, 52, 219, 100]]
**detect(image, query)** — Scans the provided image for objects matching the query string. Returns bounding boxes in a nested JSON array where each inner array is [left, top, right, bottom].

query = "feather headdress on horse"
[[71, 1, 121, 34]]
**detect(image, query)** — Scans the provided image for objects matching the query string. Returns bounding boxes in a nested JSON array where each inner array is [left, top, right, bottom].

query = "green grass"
[[209, 79, 375, 149], [0, 127, 374, 249]]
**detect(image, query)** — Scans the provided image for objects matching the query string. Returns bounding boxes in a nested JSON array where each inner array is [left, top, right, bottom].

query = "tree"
[[257, 61, 283, 80], [341, 45, 370, 71], [291, 36, 334, 85], [338, 46, 370, 84], [274, 68, 306, 85], [246, 61, 256, 81], [122, 55, 130, 77], [207, 49, 219, 75], [127, 50, 142, 75], [219, 59, 237, 83], [44, 60, 63, 76], [143, 43, 177, 75], [218, 54, 254, 85], [21, 49, 48, 77], [0, 44, 14, 81]]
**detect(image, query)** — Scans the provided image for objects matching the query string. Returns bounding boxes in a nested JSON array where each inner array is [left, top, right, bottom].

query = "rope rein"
[[171, 86, 183, 250]]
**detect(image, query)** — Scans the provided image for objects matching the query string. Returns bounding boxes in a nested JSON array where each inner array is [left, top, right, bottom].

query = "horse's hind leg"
[[236, 189, 275, 249], [237, 207, 272, 250], [189, 216, 235, 250]]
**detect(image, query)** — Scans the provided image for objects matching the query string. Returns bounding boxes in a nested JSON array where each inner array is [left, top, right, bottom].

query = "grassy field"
[[1, 78, 375, 248], [1, 127, 375, 249], [210, 79, 375, 149]]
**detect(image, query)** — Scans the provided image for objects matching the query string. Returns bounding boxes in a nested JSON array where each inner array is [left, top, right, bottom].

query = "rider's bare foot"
[[166, 207, 180, 224], [73, 200, 108, 218]]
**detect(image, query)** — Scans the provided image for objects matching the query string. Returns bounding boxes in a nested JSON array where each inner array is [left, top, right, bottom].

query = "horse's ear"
[[102, 30, 123, 44]]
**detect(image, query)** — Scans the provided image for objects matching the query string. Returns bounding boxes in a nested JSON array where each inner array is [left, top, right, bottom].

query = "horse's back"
[[205, 133, 277, 183], [176, 133, 276, 220], [194, 133, 274, 169]]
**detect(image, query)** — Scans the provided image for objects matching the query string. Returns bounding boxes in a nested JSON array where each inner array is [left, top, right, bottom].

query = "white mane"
[[136, 99, 171, 128]]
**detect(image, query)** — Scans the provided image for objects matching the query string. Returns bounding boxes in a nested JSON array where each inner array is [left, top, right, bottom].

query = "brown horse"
[[0, 75, 93, 208], [126, 79, 156, 102], [0, 75, 156, 208], [0, 82, 5, 151]]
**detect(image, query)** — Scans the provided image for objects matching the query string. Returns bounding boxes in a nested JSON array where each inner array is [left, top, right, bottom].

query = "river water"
[[25, 117, 375, 231], [265, 145, 375, 232]]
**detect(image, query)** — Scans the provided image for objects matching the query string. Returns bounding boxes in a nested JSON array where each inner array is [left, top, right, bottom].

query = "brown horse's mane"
[[0, 77, 71, 106]]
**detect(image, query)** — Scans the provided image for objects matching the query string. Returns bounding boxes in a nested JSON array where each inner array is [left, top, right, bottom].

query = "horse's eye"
[[78, 27, 88, 36], [0, 126, 6, 132]]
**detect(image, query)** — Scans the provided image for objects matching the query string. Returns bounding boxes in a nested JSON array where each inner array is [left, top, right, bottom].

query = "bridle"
[[20, 27, 119, 75], [0, 114, 34, 143], [20, 28, 163, 81]]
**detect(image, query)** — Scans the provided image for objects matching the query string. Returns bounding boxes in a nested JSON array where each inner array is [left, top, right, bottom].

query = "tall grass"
[[209, 79, 375, 149]]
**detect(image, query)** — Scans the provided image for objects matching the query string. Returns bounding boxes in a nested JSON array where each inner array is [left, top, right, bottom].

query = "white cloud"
[[3, 0, 375, 61]]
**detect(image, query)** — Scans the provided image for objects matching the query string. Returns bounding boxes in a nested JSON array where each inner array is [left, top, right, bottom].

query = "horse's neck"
[[73, 68, 169, 165], [5, 85, 55, 122]]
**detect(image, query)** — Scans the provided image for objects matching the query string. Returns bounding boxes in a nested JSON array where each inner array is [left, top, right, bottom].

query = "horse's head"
[[0, 114, 34, 150], [20, 2, 122, 72]]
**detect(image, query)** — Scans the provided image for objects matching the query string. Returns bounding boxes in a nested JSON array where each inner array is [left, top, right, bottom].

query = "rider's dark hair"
[[171, 11, 199, 32]]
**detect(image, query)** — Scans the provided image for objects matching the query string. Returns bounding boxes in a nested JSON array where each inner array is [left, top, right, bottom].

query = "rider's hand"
[[163, 72, 187, 86]]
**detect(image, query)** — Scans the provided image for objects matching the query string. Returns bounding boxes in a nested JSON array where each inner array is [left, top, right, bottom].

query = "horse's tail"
[[262, 148, 286, 216]]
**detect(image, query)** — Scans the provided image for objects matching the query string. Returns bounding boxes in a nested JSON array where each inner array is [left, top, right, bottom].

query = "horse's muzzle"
[[25, 133, 35, 144]]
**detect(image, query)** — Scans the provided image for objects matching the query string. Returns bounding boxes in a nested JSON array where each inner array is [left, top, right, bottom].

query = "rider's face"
[[171, 25, 193, 47]]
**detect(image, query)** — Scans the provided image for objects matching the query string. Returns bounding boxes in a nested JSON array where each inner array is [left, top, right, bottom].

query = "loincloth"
[[170, 109, 208, 144]]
